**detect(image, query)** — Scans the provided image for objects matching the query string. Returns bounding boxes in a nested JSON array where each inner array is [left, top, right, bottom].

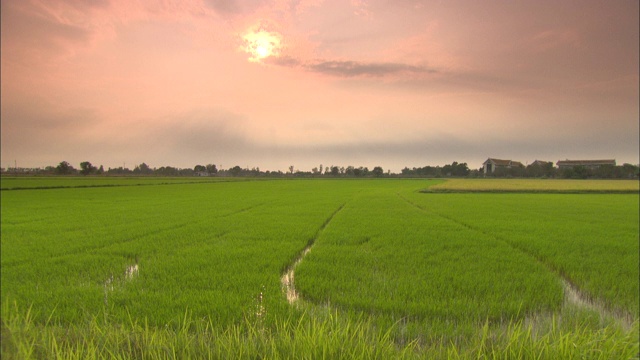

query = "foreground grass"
[[2, 302, 638, 359]]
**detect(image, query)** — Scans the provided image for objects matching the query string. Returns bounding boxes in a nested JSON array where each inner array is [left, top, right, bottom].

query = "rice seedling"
[[1, 178, 637, 358]]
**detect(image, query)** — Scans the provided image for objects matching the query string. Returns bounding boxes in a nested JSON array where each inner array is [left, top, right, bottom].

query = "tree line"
[[481, 162, 639, 179], [3, 160, 638, 179]]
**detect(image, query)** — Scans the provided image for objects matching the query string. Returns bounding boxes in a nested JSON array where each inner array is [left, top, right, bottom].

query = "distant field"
[[0, 176, 237, 190], [428, 178, 639, 192], [1, 178, 638, 358]]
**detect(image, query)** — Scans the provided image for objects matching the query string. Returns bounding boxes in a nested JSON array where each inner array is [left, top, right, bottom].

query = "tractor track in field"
[[397, 193, 635, 329], [281, 203, 346, 305]]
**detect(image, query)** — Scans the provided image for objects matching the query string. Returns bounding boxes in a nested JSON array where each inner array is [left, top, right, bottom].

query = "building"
[[483, 158, 524, 174], [530, 160, 552, 167], [556, 159, 616, 170]]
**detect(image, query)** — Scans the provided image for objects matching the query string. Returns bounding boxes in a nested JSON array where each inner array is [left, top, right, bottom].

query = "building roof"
[[484, 158, 524, 167], [556, 159, 616, 167], [484, 158, 509, 166]]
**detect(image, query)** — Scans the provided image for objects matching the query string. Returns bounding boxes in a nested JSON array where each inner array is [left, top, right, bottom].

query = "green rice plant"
[[296, 190, 563, 322], [1, 180, 371, 326], [0, 176, 231, 190], [1, 178, 638, 358], [405, 192, 639, 318]]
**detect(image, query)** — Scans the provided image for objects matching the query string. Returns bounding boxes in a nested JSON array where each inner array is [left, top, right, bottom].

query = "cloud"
[[204, 0, 241, 14], [266, 56, 435, 77], [305, 60, 434, 77], [0, 1, 92, 59], [204, 0, 270, 15], [0, 98, 103, 166]]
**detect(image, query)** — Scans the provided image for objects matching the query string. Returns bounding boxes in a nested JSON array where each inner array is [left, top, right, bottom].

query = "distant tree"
[[594, 164, 622, 179], [441, 162, 469, 177], [206, 164, 218, 174], [401, 167, 413, 176], [345, 166, 355, 177], [330, 166, 340, 176], [230, 165, 243, 177], [194, 165, 206, 173], [133, 163, 153, 175], [107, 166, 132, 175], [622, 163, 639, 178], [288, 165, 295, 174], [56, 161, 74, 175], [155, 166, 178, 176], [372, 166, 384, 177], [526, 162, 555, 178], [79, 161, 97, 175], [561, 166, 589, 179], [319, 164, 323, 175], [97, 165, 104, 174]]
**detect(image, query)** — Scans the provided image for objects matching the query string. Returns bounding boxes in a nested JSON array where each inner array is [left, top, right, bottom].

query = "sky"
[[1, 0, 638, 172]]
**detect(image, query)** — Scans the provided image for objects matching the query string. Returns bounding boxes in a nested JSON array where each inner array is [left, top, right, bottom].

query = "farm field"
[[0, 176, 236, 190], [428, 178, 640, 192], [1, 178, 638, 358]]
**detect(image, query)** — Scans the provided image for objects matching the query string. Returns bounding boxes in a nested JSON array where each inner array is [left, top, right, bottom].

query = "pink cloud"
[[1, 0, 638, 170]]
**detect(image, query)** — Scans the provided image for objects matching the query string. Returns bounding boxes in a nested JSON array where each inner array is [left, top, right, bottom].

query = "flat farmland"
[[1, 178, 638, 358], [428, 178, 640, 193], [0, 176, 232, 190]]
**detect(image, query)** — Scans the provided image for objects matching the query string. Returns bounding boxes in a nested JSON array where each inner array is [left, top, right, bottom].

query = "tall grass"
[[2, 301, 637, 359]]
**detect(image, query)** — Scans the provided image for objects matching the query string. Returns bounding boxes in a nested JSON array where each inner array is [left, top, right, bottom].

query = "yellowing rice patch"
[[428, 178, 639, 192]]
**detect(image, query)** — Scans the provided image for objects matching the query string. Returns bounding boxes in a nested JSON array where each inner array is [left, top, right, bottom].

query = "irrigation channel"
[[281, 203, 345, 306], [103, 262, 139, 307], [396, 193, 635, 330]]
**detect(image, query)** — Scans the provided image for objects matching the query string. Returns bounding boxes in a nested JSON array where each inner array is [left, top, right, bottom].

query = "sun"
[[243, 29, 282, 62], [255, 43, 270, 59]]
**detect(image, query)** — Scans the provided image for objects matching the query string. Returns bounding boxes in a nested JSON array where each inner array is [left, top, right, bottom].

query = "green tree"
[[133, 163, 153, 175], [56, 161, 74, 175], [230, 166, 243, 177], [79, 161, 96, 175], [372, 166, 384, 177], [205, 164, 218, 174]]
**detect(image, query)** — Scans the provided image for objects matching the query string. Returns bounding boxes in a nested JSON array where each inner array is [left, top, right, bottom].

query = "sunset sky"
[[2, 0, 638, 172]]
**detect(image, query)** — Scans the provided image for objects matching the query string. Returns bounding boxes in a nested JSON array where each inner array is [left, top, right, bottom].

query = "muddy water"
[[281, 248, 311, 304], [104, 263, 139, 291], [125, 264, 139, 279], [561, 278, 634, 328]]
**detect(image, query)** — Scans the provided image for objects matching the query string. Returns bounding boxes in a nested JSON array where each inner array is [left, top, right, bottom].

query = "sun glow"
[[243, 29, 282, 62]]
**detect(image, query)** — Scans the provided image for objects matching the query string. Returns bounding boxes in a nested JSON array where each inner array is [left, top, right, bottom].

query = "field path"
[[281, 203, 345, 305], [397, 193, 635, 328]]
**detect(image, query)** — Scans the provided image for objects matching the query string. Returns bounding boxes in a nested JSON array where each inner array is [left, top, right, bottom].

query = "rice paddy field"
[[1, 177, 638, 359], [0, 176, 233, 190]]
